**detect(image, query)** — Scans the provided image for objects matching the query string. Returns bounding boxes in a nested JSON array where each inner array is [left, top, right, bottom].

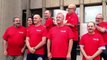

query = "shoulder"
[[49, 26, 57, 31], [20, 26, 26, 30], [6, 26, 14, 30], [95, 32, 102, 37], [81, 33, 88, 38]]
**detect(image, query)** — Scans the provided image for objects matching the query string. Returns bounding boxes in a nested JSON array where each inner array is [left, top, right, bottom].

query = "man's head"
[[13, 17, 21, 27], [56, 13, 64, 25], [87, 21, 96, 34], [44, 10, 51, 19], [95, 13, 104, 24], [33, 14, 41, 25], [68, 4, 76, 14], [27, 17, 33, 26]]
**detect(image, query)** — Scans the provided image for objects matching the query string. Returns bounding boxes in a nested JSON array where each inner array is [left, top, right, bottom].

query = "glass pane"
[[85, 6, 102, 23], [76, 8, 80, 22]]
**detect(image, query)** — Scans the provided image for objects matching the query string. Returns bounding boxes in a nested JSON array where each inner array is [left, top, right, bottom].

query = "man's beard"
[[14, 23, 21, 28]]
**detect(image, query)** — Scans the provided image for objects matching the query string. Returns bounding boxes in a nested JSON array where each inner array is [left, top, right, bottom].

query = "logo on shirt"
[[19, 32, 24, 34], [36, 29, 41, 32], [61, 30, 66, 32], [93, 38, 99, 41]]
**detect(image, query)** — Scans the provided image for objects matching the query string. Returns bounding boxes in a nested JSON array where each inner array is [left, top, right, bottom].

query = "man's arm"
[[47, 39, 52, 59], [91, 46, 105, 59], [3, 40, 7, 55], [80, 45, 93, 60], [25, 37, 35, 53], [34, 37, 46, 50], [96, 25, 107, 33], [21, 45, 26, 53], [65, 23, 75, 27], [66, 39, 73, 60]]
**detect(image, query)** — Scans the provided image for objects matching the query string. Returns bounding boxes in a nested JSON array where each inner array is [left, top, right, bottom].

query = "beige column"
[[60, 0, 64, 10], [0, 0, 22, 60], [0, 0, 6, 60], [102, 0, 106, 21], [80, 0, 84, 23], [26, 0, 31, 19], [42, 0, 46, 23], [80, 0, 84, 37]]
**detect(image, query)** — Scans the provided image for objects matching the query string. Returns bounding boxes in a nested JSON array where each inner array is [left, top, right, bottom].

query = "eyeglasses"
[[96, 18, 103, 19]]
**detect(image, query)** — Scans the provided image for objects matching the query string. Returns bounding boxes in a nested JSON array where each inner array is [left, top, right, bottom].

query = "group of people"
[[2, 3, 107, 60]]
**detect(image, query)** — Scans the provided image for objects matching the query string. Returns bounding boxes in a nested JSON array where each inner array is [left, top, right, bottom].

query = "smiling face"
[[33, 14, 41, 25], [95, 14, 103, 24], [56, 13, 64, 25], [27, 18, 33, 26], [13, 17, 21, 27], [87, 22, 96, 33], [44, 10, 51, 19]]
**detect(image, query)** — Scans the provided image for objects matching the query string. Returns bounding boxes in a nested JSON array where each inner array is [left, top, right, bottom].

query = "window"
[[85, 6, 102, 23], [76, 8, 80, 22]]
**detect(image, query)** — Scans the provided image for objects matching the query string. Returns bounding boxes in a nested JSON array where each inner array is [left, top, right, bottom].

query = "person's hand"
[[85, 56, 93, 60], [95, 25, 106, 33], [28, 47, 35, 54], [65, 23, 74, 27], [4, 50, 7, 55], [21, 47, 25, 53], [66, 53, 71, 60], [100, 27, 106, 32], [48, 52, 52, 60]]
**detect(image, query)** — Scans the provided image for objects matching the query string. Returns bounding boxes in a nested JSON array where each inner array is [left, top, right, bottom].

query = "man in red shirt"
[[95, 14, 107, 60], [3, 17, 26, 60], [47, 13, 74, 60], [26, 14, 47, 60], [80, 22, 105, 60], [44, 10, 54, 59], [65, 4, 79, 60], [44, 10, 54, 31]]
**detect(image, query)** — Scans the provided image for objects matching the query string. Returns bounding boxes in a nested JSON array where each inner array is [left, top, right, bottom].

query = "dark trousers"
[[27, 53, 46, 60], [101, 45, 107, 60], [71, 41, 78, 60]]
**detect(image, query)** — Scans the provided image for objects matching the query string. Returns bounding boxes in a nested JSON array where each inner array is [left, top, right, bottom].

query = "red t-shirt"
[[79, 33, 105, 60], [66, 12, 79, 41], [3, 26, 26, 56], [44, 18, 54, 32], [95, 22, 107, 45], [47, 26, 74, 58], [26, 25, 47, 55]]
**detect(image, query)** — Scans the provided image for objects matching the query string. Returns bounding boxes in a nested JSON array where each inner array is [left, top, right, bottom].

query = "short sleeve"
[[70, 14, 78, 26], [68, 27, 74, 39], [26, 29, 30, 37], [79, 35, 85, 46], [46, 29, 52, 40], [3, 28, 9, 41], [42, 27, 47, 37], [98, 35, 105, 47]]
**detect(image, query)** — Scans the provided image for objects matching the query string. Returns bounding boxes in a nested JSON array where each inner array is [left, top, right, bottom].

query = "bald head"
[[68, 4, 76, 13], [33, 14, 41, 18], [68, 4, 76, 9], [96, 13, 104, 24], [33, 14, 41, 24]]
